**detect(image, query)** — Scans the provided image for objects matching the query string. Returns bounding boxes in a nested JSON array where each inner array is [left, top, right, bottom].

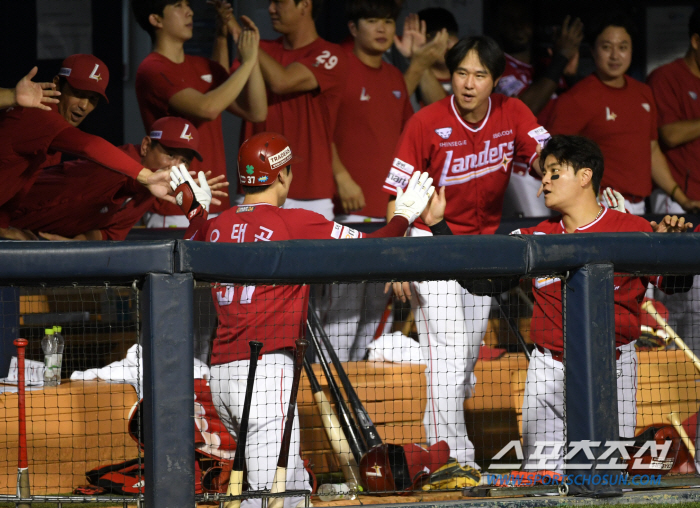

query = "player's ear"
[[149, 13, 163, 29], [141, 137, 152, 158], [580, 167, 593, 187], [348, 21, 358, 37]]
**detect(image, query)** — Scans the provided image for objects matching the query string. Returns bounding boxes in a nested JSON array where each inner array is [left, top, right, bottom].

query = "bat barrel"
[[14, 339, 28, 470]]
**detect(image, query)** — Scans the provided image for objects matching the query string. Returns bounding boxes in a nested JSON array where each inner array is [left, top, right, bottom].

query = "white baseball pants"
[[521, 342, 638, 473], [211, 352, 309, 508]]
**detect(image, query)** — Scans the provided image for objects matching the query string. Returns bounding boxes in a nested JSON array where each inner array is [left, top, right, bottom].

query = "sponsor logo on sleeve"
[[386, 167, 410, 189], [331, 222, 343, 239], [435, 127, 452, 139], [340, 226, 361, 239], [527, 126, 551, 144], [201, 74, 213, 83], [268, 146, 293, 170], [392, 158, 413, 174]]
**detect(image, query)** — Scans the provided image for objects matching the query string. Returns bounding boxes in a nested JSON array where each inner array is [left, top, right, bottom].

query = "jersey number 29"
[[216, 284, 256, 306]]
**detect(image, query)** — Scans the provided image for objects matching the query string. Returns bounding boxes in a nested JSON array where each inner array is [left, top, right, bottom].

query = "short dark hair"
[[294, 0, 322, 20], [418, 7, 458, 37], [131, 0, 176, 42], [346, 0, 399, 25], [690, 7, 700, 39], [588, 11, 636, 47], [446, 36, 506, 80], [540, 135, 604, 193]]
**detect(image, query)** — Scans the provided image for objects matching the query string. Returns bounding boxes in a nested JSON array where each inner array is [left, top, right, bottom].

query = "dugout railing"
[[0, 234, 698, 506]]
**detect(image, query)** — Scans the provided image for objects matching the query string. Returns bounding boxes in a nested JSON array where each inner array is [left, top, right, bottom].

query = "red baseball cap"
[[403, 441, 450, 479], [149, 117, 203, 161], [58, 54, 110, 103]]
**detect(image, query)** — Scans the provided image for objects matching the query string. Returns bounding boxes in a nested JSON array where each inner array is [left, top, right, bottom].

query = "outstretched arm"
[[0, 67, 60, 111]]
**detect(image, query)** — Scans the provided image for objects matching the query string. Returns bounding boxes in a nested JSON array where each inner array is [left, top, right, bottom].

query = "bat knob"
[[249, 340, 263, 356], [14, 339, 28, 348]]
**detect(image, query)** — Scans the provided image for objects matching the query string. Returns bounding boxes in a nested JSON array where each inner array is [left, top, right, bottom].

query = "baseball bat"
[[641, 301, 700, 375], [224, 340, 263, 508], [268, 339, 308, 508], [308, 309, 383, 449], [667, 412, 696, 460], [14, 339, 30, 508], [306, 321, 367, 463], [303, 356, 363, 486]]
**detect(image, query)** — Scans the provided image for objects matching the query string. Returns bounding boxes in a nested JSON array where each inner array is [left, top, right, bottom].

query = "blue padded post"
[[0, 287, 19, 378], [142, 273, 194, 508], [564, 263, 622, 497]]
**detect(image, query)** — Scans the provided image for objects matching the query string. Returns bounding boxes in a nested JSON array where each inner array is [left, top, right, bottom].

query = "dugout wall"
[[0, 233, 698, 506]]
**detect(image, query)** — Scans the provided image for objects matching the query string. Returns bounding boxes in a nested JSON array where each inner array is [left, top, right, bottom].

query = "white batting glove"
[[170, 164, 212, 214], [394, 171, 435, 224], [601, 187, 625, 213]]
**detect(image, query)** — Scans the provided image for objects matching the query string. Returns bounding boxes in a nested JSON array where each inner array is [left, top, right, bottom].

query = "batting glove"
[[170, 164, 212, 220], [602, 187, 626, 213], [394, 171, 435, 224]]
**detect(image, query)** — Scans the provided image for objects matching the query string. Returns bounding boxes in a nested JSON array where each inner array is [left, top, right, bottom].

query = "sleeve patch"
[[528, 126, 551, 144], [385, 167, 411, 190], [331, 222, 343, 239], [496, 75, 526, 97], [340, 226, 361, 239], [392, 158, 414, 174]]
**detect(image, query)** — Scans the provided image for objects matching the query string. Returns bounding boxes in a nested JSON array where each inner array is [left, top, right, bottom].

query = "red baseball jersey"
[[647, 58, 700, 200], [8, 144, 153, 240], [513, 208, 660, 352], [0, 105, 143, 227], [135, 53, 230, 215], [383, 94, 548, 234], [192, 204, 367, 364], [333, 53, 413, 218], [243, 37, 348, 201], [547, 74, 658, 200]]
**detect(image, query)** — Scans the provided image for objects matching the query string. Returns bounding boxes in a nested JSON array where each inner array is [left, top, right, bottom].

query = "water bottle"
[[52, 326, 65, 385], [42, 328, 59, 387], [316, 482, 358, 501]]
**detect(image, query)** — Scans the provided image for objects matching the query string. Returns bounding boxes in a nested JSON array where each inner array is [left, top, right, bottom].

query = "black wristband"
[[542, 52, 570, 84], [429, 220, 453, 236]]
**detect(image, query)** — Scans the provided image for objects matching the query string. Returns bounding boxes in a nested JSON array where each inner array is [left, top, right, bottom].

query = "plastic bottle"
[[52, 326, 65, 385], [316, 482, 358, 501], [41, 328, 58, 386]]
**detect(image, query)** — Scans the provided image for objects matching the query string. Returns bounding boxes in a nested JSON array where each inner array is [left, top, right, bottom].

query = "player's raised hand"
[[237, 17, 260, 63], [420, 185, 446, 226], [394, 13, 423, 58], [14, 67, 60, 111], [601, 187, 625, 213], [650, 215, 694, 233], [170, 164, 212, 214], [412, 28, 448, 67], [554, 15, 584, 62], [394, 171, 435, 224], [209, 0, 234, 37], [194, 171, 229, 207]]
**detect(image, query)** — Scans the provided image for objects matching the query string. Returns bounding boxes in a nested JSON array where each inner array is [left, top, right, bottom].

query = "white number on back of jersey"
[[216, 283, 256, 306], [315, 50, 338, 70]]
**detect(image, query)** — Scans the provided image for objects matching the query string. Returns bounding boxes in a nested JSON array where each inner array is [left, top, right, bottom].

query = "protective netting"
[[0, 284, 142, 500]]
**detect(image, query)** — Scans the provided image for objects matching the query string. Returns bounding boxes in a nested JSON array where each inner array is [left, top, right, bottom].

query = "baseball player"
[[547, 13, 700, 215], [132, 0, 266, 227], [176, 131, 445, 508], [5, 117, 226, 241], [383, 35, 549, 469], [225, 0, 348, 220], [512, 134, 693, 472], [316, 0, 414, 362], [0, 67, 60, 111], [494, 1, 583, 219], [0, 54, 173, 240]]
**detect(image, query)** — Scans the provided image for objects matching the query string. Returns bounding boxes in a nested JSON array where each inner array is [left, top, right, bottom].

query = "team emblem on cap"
[[89, 64, 102, 82], [150, 130, 163, 139], [58, 68, 71, 77], [435, 128, 452, 139], [180, 124, 193, 141]]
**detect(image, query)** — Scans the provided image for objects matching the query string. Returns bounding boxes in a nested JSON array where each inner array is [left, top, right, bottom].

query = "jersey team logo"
[[438, 140, 514, 187], [435, 127, 452, 139], [360, 87, 371, 101], [605, 107, 617, 121], [689, 91, 698, 100], [180, 124, 193, 141], [641, 103, 650, 112], [89, 64, 102, 82], [200, 74, 213, 83], [392, 90, 402, 99]]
